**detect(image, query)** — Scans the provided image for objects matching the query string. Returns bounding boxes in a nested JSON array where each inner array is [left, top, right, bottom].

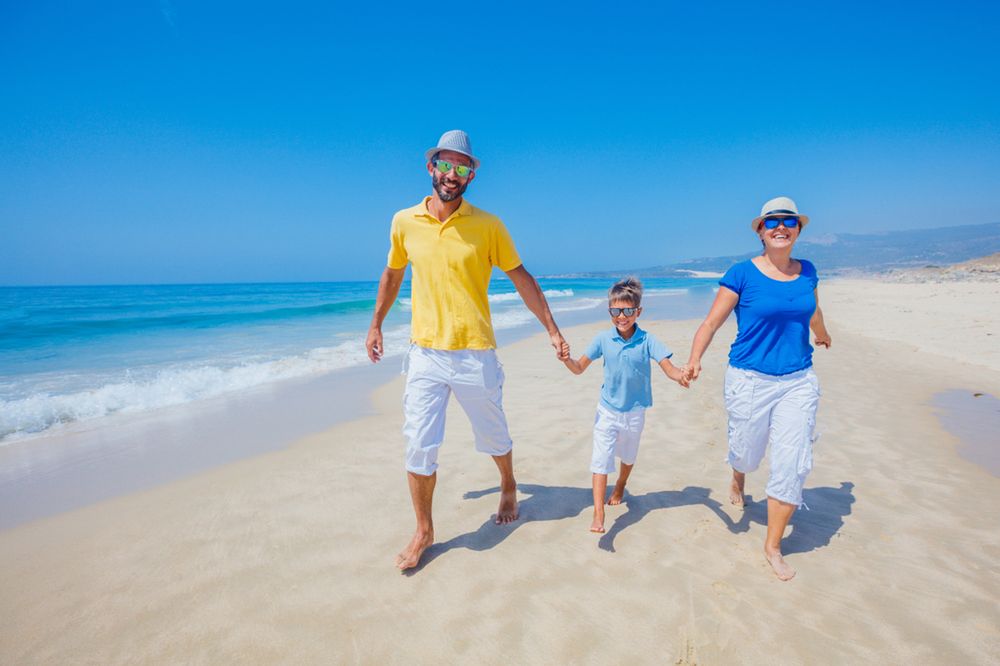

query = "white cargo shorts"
[[590, 403, 646, 475], [724, 365, 820, 506], [402, 345, 513, 476]]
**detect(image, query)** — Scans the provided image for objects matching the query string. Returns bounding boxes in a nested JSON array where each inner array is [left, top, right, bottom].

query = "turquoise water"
[[0, 277, 716, 441]]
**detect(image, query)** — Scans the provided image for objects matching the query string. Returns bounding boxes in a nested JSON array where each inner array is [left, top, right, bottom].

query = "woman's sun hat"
[[424, 129, 480, 170], [751, 196, 810, 231]]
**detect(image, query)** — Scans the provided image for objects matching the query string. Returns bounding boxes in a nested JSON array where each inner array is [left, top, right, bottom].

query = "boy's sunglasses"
[[759, 216, 800, 230], [609, 307, 639, 317], [432, 159, 474, 178]]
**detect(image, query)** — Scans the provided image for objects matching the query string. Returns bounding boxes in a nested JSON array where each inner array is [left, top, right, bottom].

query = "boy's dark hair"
[[608, 276, 643, 306]]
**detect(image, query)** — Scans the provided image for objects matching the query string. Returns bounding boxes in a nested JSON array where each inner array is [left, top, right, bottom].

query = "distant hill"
[[560, 222, 1000, 277]]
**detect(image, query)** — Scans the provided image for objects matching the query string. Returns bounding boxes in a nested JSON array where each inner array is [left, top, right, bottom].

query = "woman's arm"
[[686, 287, 739, 380], [810, 289, 832, 348]]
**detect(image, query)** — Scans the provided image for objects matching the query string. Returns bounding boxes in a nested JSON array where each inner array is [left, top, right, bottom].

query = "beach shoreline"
[[1, 276, 999, 663]]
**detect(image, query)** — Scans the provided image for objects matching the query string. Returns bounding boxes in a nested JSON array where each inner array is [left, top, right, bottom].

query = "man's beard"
[[432, 172, 468, 202]]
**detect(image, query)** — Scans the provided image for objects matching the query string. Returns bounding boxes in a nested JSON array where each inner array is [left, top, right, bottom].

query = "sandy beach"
[[2, 276, 999, 664]]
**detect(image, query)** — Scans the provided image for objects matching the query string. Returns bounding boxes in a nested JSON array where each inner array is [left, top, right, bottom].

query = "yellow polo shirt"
[[387, 197, 522, 350]]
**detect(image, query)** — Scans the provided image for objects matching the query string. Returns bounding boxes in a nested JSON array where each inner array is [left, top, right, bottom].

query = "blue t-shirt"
[[720, 258, 819, 376], [584, 325, 673, 412]]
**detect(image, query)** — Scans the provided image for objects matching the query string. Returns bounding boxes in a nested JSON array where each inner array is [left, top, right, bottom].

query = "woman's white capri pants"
[[724, 365, 820, 506]]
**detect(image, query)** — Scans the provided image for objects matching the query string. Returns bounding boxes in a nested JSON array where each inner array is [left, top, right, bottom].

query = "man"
[[366, 129, 568, 570]]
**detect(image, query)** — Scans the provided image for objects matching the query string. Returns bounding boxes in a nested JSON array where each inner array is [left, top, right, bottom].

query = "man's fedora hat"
[[751, 196, 810, 231], [425, 129, 480, 170]]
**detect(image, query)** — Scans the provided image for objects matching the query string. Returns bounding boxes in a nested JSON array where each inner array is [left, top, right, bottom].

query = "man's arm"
[[504, 264, 568, 360], [366, 266, 406, 363]]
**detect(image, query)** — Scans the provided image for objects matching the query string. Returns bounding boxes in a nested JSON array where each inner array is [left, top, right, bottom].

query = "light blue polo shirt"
[[584, 325, 673, 412]]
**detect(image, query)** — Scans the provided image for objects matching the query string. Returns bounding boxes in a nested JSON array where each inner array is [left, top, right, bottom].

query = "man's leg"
[[396, 471, 436, 570], [399, 346, 450, 570], [491, 451, 519, 525]]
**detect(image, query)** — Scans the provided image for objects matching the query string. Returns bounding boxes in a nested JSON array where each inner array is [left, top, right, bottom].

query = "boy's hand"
[[685, 361, 701, 382], [559, 341, 571, 361]]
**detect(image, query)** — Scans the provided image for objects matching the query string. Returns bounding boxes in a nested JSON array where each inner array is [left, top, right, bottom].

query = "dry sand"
[[2, 277, 999, 664]]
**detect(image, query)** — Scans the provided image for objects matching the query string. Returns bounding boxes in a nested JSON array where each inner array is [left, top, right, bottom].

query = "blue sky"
[[2, 1, 998, 285]]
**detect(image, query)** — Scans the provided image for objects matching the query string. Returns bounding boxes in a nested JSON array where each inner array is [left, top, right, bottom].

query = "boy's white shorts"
[[402, 345, 513, 476], [591, 403, 646, 474], [724, 365, 820, 506]]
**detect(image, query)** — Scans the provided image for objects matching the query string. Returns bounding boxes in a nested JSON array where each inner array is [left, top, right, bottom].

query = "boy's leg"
[[591, 473, 609, 532], [609, 462, 634, 505], [609, 407, 644, 504]]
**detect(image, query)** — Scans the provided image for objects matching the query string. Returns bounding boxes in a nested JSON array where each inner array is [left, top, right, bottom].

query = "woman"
[[686, 196, 831, 581]]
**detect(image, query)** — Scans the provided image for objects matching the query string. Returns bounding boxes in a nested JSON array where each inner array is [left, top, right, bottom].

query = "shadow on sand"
[[405, 480, 854, 573], [724, 481, 856, 555]]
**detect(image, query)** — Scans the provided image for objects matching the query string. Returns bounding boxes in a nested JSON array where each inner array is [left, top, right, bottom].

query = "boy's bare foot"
[[495, 486, 519, 525], [764, 548, 796, 581], [729, 471, 746, 507], [395, 529, 433, 570], [590, 511, 605, 533]]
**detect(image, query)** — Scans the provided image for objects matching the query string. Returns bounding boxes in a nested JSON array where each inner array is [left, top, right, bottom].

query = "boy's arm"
[[658, 357, 690, 388], [563, 354, 593, 376]]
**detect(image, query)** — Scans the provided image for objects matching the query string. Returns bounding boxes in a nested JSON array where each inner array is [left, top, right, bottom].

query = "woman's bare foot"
[[395, 529, 433, 570], [608, 485, 626, 505], [764, 548, 796, 581], [730, 471, 746, 506], [590, 511, 605, 533], [495, 486, 519, 525]]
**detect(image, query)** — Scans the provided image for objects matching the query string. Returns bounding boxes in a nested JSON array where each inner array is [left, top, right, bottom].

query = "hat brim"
[[751, 214, 809, 232], [425, 147, 480, 170]]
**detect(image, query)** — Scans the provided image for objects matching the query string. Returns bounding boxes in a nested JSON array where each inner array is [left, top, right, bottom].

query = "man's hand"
[[550, 331, 569, 361], [366, 327, 384, 363]]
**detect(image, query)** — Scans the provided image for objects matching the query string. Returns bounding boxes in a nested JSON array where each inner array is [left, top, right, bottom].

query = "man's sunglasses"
[[759, 216, 800, 230], [609, 307, 639, 317], [433, 159, 474, 178]]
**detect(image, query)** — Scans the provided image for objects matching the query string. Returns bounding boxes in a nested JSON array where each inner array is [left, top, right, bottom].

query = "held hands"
[[551, 331, 570, 361], [683, 361, 701, 383]]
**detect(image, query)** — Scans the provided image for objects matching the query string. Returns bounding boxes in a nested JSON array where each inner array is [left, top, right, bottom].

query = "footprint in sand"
[[712, 580, 737, 597]]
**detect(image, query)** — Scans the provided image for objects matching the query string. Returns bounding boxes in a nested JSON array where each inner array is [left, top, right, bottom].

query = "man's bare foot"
[[495, 486, 519, 525], [395, 529, 433, 570], [730, 471, 746, 507], [764, 548, 796, 581], [608, 486, 625, 505]]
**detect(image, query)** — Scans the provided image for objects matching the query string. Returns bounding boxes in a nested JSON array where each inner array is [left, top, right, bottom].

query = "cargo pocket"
[[724, 368, 753, 466]]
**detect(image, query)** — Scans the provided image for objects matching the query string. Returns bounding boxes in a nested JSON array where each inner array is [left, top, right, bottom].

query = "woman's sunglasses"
[[759, 216, 800, 230], [432, 159, 474, 178], [609, 307, 639, 317]]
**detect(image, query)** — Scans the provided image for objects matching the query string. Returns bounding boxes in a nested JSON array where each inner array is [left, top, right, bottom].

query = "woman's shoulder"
[[795, 258, 818, 276]]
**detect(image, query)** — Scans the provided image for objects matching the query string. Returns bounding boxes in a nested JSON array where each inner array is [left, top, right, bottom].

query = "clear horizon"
[[3, 2, 999, 286]]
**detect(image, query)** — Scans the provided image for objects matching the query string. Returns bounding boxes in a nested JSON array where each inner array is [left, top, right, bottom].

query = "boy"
[[562, 277, 689, 533]]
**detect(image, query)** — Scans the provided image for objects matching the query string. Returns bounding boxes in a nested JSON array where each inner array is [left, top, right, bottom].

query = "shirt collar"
[[611, 324, 645, 344], [416, 196, 473, 224]]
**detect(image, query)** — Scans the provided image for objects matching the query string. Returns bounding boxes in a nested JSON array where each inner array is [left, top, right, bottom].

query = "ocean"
[[0, 277, 718, 444]]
